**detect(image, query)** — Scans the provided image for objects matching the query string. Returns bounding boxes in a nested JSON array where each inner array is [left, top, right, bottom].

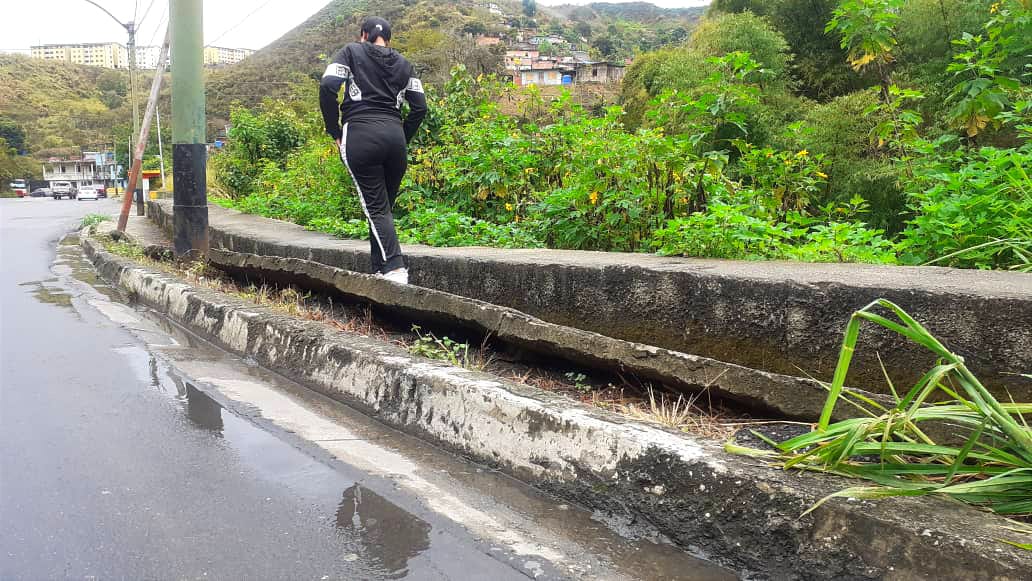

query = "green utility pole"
[[170, 0, 208, 258]]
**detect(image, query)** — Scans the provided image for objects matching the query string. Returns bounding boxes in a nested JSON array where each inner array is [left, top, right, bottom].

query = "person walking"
[[319, 17, 427, 284]]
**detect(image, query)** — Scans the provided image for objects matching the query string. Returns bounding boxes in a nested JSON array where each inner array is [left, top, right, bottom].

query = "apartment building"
[[135, 45, 169, 70], [31, 43, 129, 69], [203, 46, 254, 67]]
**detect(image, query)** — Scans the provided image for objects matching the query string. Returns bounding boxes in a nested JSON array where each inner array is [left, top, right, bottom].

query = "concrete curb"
[[208, 247, 889, 421], [81, 234, 1032, 580], [147, 200, 1032, 403]]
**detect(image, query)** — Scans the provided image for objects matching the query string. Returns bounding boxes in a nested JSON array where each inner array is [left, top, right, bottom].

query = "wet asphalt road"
[[0, 198, 513, 579], [0, 198, 735, 581]]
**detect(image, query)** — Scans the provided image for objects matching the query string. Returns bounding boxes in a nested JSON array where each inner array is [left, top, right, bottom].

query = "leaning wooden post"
[[117, 27, 171, 232]]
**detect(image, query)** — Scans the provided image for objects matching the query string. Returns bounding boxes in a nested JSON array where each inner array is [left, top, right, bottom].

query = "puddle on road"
[[54, 235, 123, 302], [336, 484, 433, 580], [150, 364, 435, 578], [21, 280, 74, 309]]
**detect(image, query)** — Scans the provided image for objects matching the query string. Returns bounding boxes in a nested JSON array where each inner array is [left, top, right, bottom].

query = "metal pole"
[[117, 28, 171, 232], [170, 0, 208, 259]]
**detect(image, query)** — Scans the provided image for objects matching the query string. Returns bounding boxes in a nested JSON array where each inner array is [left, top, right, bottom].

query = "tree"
[[0, 118, 26, 154], [522, 0, 536, 18], [0, 138, 42, 187], [710, 0, 866, 99], [690, 12, 793, 83], [462, 20, 488, 36], [538, 40, 554, 56], [591, 36, 616, 58]]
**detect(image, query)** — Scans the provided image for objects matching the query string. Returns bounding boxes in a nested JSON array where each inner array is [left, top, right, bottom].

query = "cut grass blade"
[[731, 299, 1032, 522]]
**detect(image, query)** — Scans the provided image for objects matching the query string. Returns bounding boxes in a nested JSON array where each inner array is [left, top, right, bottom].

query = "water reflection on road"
[[336, 484, 432, 579]]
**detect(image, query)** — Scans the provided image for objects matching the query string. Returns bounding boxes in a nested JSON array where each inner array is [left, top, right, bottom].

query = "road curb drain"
[[81, 232, 1032, 580]]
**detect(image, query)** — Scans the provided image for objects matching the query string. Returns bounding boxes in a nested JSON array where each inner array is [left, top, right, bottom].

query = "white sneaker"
[[380, 267, 409, 285]]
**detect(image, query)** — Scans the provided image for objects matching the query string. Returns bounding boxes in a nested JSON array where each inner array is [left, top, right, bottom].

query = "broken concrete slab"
[[209, 247, 889, 420], [82, 232, 1032, 581], [147, 200, 1032, 403]]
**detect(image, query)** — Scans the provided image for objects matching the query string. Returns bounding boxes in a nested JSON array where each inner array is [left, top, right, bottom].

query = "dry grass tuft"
[[621, 387, 738, 440]]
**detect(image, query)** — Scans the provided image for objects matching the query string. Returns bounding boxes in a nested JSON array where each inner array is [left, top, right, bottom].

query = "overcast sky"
[[1, 0, 709, 53]]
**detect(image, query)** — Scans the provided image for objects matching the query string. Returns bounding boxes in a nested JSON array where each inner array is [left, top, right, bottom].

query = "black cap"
[[361, 17, 392, 43]]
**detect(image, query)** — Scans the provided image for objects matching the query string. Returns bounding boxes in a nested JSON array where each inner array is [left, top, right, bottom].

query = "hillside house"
[[83, 151, 122, 189], [43, 158, 96, 189], [529, 35, 567, 46], [517, 67, 565, 87], [476, 35, 503, 47], [575, 62, 626, 84], [505, 48, 539, 72]]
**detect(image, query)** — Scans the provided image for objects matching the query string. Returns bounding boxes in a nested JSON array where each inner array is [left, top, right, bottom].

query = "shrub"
[[899, 144, 1032, 269], [689, 11, 794, 84]]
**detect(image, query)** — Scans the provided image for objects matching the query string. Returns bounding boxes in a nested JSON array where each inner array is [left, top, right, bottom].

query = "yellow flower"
[[990, 2, 1000, 13], [524, 167, 535, 174], [505, 203, 514, 212], [815, 171, 828, 179], [589, 191, 599, 205], [796, 149, 809, 158], [765, 151, 774, 158]]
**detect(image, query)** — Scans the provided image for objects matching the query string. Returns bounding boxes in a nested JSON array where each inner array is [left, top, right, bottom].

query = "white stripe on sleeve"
[[323, 63, 352, 79]]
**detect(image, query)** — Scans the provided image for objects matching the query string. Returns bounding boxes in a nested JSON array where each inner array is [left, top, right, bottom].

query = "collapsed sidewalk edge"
[[80, 232, 1032, 581]]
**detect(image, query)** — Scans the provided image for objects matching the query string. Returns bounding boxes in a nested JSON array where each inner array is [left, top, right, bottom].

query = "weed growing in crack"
[[621, 386, 738, 440], [408, 325, 492, 371], [564, 372, 592, 394], [80, 214, 111, 234]]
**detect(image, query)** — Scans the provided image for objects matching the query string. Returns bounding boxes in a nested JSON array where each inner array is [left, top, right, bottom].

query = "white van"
[[52, 181, 74, 200]]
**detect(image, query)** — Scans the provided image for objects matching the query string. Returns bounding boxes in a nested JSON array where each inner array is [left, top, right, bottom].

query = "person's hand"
[[335, 138, 341, 150]]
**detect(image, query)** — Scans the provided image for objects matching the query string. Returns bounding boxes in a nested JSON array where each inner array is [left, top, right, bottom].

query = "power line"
[[145, 6, 168, 48], [205, 0, 277, 48], [138, 0, 159, 28]]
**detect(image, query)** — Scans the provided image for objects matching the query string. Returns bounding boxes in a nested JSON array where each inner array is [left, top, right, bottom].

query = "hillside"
[[206, 0, 507, 123], [206, 0, 705, 122], [547, 1, 706, 23], [0, 54, 132, 155]]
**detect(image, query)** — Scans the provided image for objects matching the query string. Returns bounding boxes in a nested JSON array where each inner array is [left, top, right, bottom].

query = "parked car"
[[30, 187, 51, 197], [52, 181, 75, 200], [96, 185, 107, 198], [9, 179, 28, 198], [77, 186, 100, 201]]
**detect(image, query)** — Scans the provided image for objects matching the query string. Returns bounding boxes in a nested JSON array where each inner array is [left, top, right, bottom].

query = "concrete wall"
[[149, 200, 1032, 402]]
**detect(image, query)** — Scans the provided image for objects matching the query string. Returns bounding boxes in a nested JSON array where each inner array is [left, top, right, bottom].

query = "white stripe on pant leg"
[[341, 122, 388, 264]]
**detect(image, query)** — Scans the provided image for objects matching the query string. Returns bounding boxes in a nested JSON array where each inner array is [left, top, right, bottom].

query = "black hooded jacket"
[[319, 42, 427, 142]]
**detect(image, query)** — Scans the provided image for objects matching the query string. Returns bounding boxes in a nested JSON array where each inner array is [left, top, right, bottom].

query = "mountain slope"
[[206, 0, 505, 121], [547, 1, 706, 23], [0, 54, 137, 155], [206, 0, 705, 121]]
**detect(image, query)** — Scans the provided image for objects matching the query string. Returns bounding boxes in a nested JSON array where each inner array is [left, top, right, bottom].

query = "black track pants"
[[340, 117, 407, 274]]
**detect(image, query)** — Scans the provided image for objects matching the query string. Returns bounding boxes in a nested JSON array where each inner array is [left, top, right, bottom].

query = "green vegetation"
[[409, 325, 490, 371], [202, 0, 1029, 271], [732, 299, 1032, 518], [205, 0, 702, 123], [0, 53, 170, 181], [79, 214, 112, 234]]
